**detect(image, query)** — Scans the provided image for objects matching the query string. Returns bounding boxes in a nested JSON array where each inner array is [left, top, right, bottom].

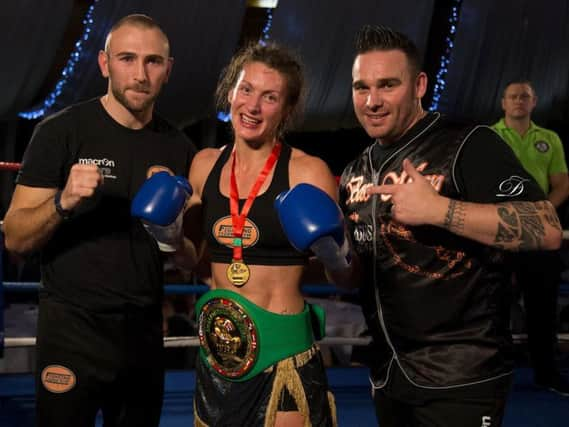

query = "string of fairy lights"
[[429, 0, 462, 111], [217, 7, 274, 122], [258, 7, 273, 46], [19, 2, 459, 120], [19, 0, 101, 120]]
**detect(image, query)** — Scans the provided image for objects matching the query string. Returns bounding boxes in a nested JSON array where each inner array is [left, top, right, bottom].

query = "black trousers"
[[373, 364, 512, 427], [35, 296, 165, 427], [513, 250, 561, 382]]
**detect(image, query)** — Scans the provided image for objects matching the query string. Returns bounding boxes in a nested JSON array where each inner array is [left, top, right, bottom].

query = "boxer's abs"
[[210, 262, 305, 314]]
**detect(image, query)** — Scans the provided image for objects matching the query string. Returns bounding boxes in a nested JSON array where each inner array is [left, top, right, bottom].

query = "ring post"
[[1, 228, 4, 358]]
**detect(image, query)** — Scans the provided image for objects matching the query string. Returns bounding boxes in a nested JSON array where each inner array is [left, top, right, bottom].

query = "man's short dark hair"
[[502, 79, 535, 97], [105, 14, 170, 55], [355, 25, 421, 76]]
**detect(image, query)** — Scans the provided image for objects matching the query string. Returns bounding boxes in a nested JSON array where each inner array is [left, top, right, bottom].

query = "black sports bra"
[[202, 143, 307, 265]]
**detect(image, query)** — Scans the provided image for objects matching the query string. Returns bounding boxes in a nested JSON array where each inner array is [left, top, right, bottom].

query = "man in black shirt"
[[337, 25, 562, 427], [3, 14, 195, 427]]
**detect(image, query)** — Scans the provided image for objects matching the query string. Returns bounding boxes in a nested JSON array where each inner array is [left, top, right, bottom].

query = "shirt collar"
[[371, 112, 440, 165], [496, 118, 538, 133], [375, 112, 440, 148]]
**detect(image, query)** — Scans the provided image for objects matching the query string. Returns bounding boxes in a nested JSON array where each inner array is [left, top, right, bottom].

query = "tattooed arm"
[[441, 199, 562, 251], [368, 159, 563, 251]]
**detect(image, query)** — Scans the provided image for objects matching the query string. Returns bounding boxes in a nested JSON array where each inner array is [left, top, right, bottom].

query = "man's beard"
[[112, 85, 157, 114]]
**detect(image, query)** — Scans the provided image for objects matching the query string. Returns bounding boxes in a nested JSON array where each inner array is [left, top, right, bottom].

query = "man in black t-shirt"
[[3, 14, 195, 427], [333, 25, 563, 427]]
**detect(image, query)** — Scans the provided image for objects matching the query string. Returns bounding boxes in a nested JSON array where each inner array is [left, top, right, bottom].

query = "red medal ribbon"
[[229, 142, 282, 261]]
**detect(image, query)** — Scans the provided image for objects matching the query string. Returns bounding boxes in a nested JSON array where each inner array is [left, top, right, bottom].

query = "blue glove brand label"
[[41, 365, 77, 393], [212, 216, 260, 248]]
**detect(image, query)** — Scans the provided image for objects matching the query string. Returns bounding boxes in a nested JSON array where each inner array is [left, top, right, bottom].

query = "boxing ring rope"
[[0, 162, 22, 172], [1, 160, 569, 351], [1, 281, 372, 348], [3, 336, 374, 349], [2, 282, 569, 348]]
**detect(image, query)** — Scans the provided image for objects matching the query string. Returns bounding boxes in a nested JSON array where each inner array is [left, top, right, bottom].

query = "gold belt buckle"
[[198, 297, 258, 378]]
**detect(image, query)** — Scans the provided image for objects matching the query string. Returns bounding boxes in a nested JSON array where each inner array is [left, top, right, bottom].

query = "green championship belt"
[[196, 289, 325, 382]]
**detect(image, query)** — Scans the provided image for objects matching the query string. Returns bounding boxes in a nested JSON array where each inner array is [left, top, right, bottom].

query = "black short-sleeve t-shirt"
[[17, 98, 196, 311], [370, 118, 545, 204], [454, 126, 546, 203]]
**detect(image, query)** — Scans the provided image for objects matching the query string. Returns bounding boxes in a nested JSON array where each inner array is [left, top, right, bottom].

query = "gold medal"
[[226, 261, 250, 287]]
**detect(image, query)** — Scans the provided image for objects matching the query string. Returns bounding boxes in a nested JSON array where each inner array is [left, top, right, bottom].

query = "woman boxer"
[[184, 43, 340, 427]]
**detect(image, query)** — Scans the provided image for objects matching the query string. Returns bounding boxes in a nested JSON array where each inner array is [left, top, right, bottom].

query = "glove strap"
[[310, 235, 352, 272]]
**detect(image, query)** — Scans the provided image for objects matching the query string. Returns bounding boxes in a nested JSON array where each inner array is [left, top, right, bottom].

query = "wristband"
[[310, 235, 352, 272], [54, 190, 72, 220]]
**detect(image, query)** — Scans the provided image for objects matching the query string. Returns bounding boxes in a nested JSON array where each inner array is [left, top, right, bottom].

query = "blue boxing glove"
[[131, 171, 192, 252], [275, 183, 351, 271]]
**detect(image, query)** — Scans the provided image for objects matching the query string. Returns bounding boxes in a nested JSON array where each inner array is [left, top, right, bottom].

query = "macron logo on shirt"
[[496, 175, 529, 198], [78, 157, 117, 180]]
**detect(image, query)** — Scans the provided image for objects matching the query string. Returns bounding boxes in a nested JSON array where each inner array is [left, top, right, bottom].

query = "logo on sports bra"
[[212, 216, 260, 248]]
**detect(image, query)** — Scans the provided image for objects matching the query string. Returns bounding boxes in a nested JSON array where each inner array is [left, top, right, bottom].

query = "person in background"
[[492, 80, 569, 396], [3, 14, 196, 426], [338, 25, 562, 426]]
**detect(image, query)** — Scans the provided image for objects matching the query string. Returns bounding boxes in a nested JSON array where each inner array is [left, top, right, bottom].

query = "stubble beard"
[[112, 85, 158, 114]]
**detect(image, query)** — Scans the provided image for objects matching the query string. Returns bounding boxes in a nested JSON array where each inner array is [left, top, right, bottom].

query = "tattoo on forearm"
[[495, 221, 517, 244], [537, 200, 562, 230], [443, 199, 466, 233], [497, 207, 518, 227], [494, 201, 553, 250]]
